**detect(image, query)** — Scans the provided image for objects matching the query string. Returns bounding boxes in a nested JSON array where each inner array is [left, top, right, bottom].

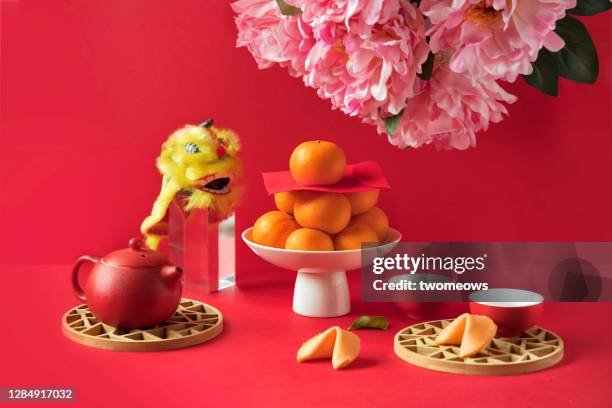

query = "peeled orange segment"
[[297, 326, 361, 370], [331, 328, 361, 369], [297, 326, 337, 362], [459, 315, 497, 358], [435, 313, 469, 346], [434, 313, 497, 359]]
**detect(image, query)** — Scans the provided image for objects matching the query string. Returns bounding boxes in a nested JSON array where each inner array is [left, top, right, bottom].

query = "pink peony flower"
[[231, 0, 314, 76], [376, 62, 517, 149], [233, 0, 429, 119], [295, 0, 402, 39], [299, 0, 430, 119], [421, 0, 576, 82], [231, 0, 528, 150]]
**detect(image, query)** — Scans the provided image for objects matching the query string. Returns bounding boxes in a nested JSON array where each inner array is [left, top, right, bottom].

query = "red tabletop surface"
[[1, 265, 611, 408]]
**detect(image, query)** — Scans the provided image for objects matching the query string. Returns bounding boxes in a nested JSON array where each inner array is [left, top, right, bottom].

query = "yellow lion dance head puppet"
[[141, 119, 242, 249]]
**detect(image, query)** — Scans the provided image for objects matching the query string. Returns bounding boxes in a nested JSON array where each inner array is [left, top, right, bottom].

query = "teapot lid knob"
[[102, 237, 171, 267], [128, 238, 145, 250]]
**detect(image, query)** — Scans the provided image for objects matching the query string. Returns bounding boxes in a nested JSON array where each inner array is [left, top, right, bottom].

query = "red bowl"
[[469, 289, 544, 337]]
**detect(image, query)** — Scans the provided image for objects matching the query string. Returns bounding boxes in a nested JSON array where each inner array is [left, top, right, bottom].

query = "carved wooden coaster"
[[62, 298, 222, 351], [394, 319, 563, 375]]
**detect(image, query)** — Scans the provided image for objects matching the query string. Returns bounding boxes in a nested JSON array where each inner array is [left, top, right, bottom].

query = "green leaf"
[[348, 316, 389, 331], [381, 110, 403, 136], [568, 0, 611, 16], [276, 0, 301, 16], [555, 15, 598, 84], [523, 48, 559, 96], [417, 52, 434, 81]]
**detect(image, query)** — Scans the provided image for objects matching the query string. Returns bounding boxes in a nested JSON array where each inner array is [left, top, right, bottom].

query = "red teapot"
[[71, 238, 182, 329]]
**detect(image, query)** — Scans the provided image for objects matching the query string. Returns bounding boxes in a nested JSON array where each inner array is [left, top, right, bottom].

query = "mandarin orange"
[[252, 211, 300, 248], [289, 140, 346, 186], [349, 206, 389, 241], [345, 190, 379, 215], [294, 191, 351, 235], [274, 191, 298, 214], [333, 224, 379, 250], [285, 228, 334, 251]]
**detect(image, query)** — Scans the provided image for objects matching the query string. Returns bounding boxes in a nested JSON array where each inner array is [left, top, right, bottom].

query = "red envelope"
[[262, 161, 390, 194]]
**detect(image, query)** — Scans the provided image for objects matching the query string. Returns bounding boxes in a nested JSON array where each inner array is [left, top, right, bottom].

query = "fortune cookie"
[[435, 313, 497, 358], [297, 326, 361, 369]]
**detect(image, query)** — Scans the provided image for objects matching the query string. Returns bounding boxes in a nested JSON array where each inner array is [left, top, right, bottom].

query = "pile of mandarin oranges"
[[252, 140, 390, 251]]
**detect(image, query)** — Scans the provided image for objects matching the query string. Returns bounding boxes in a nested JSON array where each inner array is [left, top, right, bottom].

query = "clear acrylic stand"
[[168, 198, 235, 292]]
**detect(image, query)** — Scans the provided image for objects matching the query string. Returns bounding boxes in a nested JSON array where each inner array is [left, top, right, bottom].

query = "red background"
[[2, 265, 612, 407], [1, 2, 611, 407], [1, 1, 610, 278]]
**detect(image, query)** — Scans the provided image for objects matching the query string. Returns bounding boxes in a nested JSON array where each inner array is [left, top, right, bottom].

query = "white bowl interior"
[[469, 288, 543, 307], [242, 227, 401, 272]]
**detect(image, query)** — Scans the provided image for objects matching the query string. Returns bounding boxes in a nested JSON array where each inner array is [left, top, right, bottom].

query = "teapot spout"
[[161, 265, 183, 283]]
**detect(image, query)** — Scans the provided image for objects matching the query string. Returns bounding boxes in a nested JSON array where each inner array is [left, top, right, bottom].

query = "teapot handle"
[[71, 255, 99, 302]]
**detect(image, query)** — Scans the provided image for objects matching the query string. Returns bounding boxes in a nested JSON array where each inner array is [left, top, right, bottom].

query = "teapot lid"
[[102, 238, 172, 268]]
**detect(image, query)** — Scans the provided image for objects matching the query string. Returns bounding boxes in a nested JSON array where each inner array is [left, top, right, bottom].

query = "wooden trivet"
[[394, 319, 563, 375], [62, 298, 222, 351]]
